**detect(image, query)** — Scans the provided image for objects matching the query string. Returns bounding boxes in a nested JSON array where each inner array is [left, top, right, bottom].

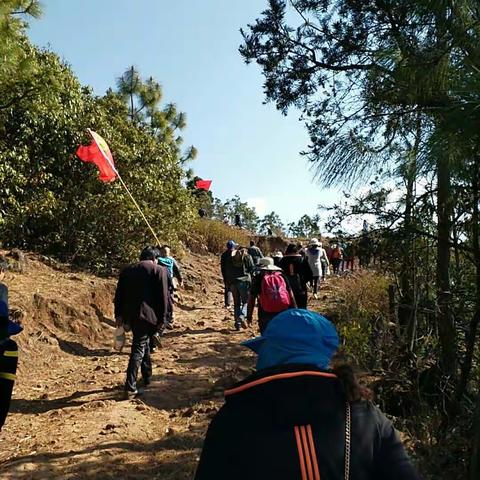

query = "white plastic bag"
[[113, 325, 126, 351]]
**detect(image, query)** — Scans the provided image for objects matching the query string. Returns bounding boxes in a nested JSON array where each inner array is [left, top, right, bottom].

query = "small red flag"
[[195, 179, 212, 191], [76, 129, 117, 183]]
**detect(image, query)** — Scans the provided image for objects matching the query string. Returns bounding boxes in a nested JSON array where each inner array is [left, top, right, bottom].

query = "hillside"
[[0, 250, 260, 479]]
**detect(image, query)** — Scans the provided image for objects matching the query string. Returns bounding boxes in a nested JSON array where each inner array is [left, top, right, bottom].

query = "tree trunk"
[[457, 159, 480, 402], [436, 152, 456, 396], [471, 384, 480, 480]]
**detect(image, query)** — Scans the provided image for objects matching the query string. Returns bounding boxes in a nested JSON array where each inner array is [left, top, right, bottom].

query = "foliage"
[[0, 38, 196, 269], [288, 214, 321, 238], [259, 211, 285, 236], [211, 195, 260, 232]]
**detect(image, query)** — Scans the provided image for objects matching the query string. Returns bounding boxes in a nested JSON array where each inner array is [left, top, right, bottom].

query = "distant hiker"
[[305, 238, 329, 298], [234, 214, 242, 228], [279, 243, 312, 308], [220, 240, 236, 308], [221, 242, 254, 330], [223, 215, 229, 225], [195, 309, 420, 480], [0, 257, 23, 430], [247, 240, 264, 265], [198, 208, 207, 218], [266, 226, 273, 236], [114, 247, 169, 397], [247, 257, 296, 334], [156, 246, 183, 331], [331, 243, 344, 274], [271, 250, 283, 267], [343, 241, 356, 271]]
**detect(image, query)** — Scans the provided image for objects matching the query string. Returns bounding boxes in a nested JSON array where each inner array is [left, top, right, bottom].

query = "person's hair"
[[285, 243, 300, 255], [140, 246, 157, 261], [250, 240, 255, 247], [332, 363, 373, 402]]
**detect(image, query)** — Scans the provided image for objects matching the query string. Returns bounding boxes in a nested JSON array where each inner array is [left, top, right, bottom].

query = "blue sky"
[[28, 0, 340, 224]]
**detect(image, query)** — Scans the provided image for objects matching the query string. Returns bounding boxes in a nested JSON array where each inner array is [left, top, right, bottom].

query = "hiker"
[[246, 257, 296, 334], [234, 214, 242, 228], [221, 242, 254, 330], [220, 240, 236, 308], [114, 247, 169, 397], [0, 257, 23, 431], [343, 241, 356, 271], [331, 243, 344, 274], [194, 309, 420, 480], [247, 240, 264, 266], [305, 238, 329, 298], [272, 250, 283, 267], [198, 208, 207, 218], [156, 246, 182, 331], [279, 243, 312, 308]]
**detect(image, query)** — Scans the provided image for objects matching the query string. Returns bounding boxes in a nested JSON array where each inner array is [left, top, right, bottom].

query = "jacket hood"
[[224, 364, 345, 426]]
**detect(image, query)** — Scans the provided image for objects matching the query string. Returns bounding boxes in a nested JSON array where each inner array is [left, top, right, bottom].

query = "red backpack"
[[259, 271, 291, 313]]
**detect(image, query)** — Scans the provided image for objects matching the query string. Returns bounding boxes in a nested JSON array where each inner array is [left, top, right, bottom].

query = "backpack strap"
[[345, 402, 351, 480]]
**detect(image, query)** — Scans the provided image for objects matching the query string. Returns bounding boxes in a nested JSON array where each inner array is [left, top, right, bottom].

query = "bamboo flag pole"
[[86, 129, 162, 247]]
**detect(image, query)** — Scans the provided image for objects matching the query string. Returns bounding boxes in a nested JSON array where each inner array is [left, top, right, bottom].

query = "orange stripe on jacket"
[[300, 425, 315, 480], [307, 425, 321, 480], [224, 371, 337, 396], [294, 426, 308, 480]]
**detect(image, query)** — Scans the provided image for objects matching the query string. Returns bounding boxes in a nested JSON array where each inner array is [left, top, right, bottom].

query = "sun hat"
[[309, 238, 320, 246], [258, 257, 282, 271], [242, 309, 339, 370]]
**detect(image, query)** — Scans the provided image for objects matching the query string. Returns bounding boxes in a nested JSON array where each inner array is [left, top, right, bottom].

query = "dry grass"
[[186, 219, 250, 255]]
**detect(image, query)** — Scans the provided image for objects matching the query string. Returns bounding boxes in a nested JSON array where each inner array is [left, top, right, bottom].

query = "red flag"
[[76, 129, 117, 182], [195, 179, 212, 191]]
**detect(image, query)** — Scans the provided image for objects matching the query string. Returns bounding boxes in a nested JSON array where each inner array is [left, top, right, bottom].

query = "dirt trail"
[[0, 251, 335, 479]]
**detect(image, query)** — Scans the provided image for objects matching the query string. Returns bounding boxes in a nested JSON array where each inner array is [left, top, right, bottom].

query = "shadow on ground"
[[0, 433, 202, 480]]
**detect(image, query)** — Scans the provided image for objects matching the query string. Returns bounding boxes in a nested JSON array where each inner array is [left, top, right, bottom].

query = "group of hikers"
[[0, 241, 420, 480], [220, 238, 356, 332]]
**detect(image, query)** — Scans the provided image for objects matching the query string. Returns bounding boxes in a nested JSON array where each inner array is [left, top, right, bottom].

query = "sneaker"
[[234, 323, 241, 331], [125, 389, 138, 399]]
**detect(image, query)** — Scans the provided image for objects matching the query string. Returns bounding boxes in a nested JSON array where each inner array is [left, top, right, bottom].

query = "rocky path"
[[0, 253, 258, 479], [0, 251, 333, 479]]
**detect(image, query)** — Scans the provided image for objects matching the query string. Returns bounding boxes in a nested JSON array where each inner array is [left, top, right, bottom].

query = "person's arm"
[[372, 409, 421, 480], [113, 273, 124, 325], [194, 408, 234, 480], [284, 274, 297, 308], [0, 339, 18, 430], [220, 253, 227, 283], [155, 267, 169, 329]]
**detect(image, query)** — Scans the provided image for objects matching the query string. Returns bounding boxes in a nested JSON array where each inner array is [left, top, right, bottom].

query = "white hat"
[[309, 238, 320, 246], [258, 257, 282, 271]]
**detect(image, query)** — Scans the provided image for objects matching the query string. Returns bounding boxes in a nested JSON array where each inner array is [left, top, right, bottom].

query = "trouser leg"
[[125, 322, 152, 392], [313, 277, 319, 294]]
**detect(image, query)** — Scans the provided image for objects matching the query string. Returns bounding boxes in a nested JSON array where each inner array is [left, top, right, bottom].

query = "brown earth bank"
[[0, 249, 403, 479]]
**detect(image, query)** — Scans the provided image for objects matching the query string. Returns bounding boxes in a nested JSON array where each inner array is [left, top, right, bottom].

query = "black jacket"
[[279, 254, 313, 293], [195, 364, 420, 480], [114, 260, 169, 328], [0, 338, 18, 430]]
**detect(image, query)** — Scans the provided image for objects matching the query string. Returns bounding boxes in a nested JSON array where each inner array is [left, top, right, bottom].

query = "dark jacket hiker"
[[195, 309, 420, 480], [280, 244, 313, 308], [114, 247, 170, 395]]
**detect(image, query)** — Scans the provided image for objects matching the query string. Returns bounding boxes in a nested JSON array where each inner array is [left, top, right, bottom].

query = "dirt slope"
[[0, 251, 260, 479]]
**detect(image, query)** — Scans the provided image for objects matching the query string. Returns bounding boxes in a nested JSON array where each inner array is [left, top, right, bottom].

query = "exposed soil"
[[0, 250, 339, 479]]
